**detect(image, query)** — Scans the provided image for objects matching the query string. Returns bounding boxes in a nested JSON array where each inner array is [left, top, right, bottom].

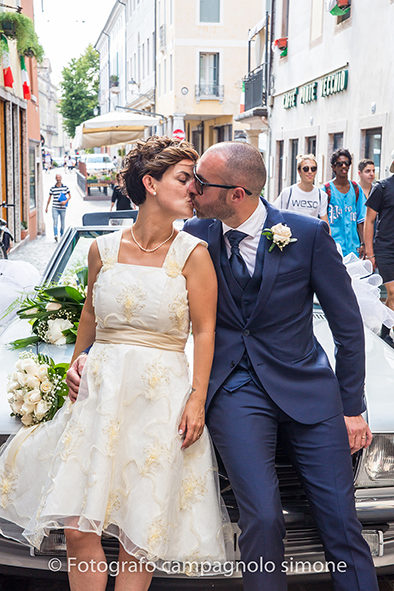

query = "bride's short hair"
[[121, 135, 198, 205]]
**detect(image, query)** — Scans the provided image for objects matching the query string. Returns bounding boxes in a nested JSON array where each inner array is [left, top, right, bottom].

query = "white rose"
[[16, 371, 28, 387], [37, 365, 49, 381], [45, 318, 73, 346], [27, 389, 42, 404], [11, 389, 25, 402], [10, 399, 23, 414], [40, 380, 53, 394], [7, 380, 20, 393], [45, 301, 62, 312], [271, 223, 292, 244], [34, 400, 50, 420], [23, 307, 40, 317], [19, 357, 40, 376], [25, 375, 41, 390], [21, 400, 35, 415], [21, 413, 34, 426]]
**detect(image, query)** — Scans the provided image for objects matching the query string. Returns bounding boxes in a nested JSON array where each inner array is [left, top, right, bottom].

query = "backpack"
[[324, 181, 360, 207]]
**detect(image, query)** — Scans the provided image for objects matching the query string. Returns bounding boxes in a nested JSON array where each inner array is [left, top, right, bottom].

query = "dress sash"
[[95, 327, 186, 352]]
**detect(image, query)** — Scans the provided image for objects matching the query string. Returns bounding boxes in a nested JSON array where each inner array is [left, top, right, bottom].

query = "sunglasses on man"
[[335, 161, 351, 168], [301, 166, 317, 173], [193, 167, 252, 196]]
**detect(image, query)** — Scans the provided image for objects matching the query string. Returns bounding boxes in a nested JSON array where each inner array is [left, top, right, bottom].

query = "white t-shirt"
[[274, 184, 327, 218]]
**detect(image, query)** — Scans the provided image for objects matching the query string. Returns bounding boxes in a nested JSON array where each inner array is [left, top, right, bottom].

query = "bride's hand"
[[178, 395, 205, 450]]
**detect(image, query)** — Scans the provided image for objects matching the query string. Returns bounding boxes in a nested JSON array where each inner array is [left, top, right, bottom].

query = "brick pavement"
[[9, 168, 111, 275]]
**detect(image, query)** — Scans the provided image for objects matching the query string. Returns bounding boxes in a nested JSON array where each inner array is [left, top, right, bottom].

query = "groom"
[[182, 142, 378, 591]]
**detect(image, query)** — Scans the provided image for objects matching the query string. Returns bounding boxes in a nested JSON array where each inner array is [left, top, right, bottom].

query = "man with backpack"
[[322, 149, 366, 257]]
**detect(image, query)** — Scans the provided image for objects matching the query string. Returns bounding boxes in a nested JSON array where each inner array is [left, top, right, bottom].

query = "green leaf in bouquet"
[[65, 333, 77, 344], [45, 285, 85, 303], [76, 266, 88, 288], [8, 335, 40, 349]]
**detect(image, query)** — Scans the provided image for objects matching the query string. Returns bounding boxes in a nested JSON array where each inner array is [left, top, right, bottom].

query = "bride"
[[0, 136, 231, 591]]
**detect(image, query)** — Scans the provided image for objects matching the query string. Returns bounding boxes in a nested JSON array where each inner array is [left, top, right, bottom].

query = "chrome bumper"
[[1, 490, 394, 579]]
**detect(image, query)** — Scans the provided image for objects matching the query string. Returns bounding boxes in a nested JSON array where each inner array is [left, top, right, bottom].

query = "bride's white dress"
[[0, 230, 231, 570]]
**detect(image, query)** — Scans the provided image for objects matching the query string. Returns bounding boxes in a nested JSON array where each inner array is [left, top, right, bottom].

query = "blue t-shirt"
[[321, 181, 366, 256]]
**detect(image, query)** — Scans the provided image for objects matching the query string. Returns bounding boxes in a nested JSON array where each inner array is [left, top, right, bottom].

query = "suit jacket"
[[184, 199, 366, 424]]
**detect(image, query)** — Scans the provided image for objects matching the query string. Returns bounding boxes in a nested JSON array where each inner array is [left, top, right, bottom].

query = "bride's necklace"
[[130, 224, 175, 253]]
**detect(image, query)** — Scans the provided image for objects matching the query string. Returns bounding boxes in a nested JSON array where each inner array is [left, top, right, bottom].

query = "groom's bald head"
[[202, 141, 266, 198]]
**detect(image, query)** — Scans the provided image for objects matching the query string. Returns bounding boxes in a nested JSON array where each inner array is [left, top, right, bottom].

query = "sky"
[[33, 0, 114, 86]]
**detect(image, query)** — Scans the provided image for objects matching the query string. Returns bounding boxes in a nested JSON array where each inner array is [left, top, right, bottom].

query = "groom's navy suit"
[[184, 200, 378, 591]]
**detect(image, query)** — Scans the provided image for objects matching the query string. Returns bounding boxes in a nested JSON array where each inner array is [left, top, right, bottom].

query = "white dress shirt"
[[222, 200, 267, 276]]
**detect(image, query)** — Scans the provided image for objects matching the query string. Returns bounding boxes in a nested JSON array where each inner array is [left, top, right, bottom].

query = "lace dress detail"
[[0, 230, 232, 571]]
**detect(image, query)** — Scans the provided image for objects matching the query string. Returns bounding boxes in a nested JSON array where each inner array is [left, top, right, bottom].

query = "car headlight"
[[355, 434, 394, 487]]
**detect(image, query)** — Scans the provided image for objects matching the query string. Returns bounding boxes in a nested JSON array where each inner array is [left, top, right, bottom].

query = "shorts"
[[375, 253, 394, 284]]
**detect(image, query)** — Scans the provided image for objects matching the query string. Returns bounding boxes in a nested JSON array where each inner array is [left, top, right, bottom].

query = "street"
[[9, 168, 111, 273]]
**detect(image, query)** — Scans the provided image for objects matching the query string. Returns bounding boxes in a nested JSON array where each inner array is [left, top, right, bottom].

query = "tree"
[[59, 44, 99, 138]]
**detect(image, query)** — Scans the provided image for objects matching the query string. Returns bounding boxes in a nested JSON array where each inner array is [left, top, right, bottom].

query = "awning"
[[73, 110, 161, 149]]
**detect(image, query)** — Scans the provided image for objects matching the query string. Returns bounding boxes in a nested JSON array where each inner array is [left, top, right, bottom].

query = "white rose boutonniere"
[[262, 223, 297, 252]]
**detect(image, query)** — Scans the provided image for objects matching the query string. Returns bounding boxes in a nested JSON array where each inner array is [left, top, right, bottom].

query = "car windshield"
[[86, 155, 112, 164], [44, 229, 114, 285]]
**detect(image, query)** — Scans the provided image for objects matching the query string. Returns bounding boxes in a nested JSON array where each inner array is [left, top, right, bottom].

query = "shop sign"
[[283, 88, 298, 109], [321, 69, 348, 97], [282, 69, 348, 109], [300, 81, 318, 104]]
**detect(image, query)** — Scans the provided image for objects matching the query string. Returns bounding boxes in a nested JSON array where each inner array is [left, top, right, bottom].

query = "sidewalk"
[[9, 168, 111, 274]]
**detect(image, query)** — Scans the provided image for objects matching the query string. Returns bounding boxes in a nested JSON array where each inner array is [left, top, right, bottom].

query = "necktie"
[[225, 230, 250, 288]]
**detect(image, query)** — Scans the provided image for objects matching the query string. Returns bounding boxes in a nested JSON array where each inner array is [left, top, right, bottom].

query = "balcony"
[[244, 64, 267, 111], [195, 84, 224, 102]]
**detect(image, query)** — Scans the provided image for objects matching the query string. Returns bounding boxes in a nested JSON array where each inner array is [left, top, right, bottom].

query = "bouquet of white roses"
[[7, 352, 69, 427], [9, 267, 87, 349]]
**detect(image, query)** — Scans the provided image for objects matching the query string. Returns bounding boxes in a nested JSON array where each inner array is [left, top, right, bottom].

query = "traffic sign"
[[173, 128, 185, 140]]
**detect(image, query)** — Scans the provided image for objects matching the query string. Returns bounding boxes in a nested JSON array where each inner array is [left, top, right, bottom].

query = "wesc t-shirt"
[[274, 184, 327, 218]]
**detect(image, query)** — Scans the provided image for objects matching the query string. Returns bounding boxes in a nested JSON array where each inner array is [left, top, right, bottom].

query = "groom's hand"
[[344, 415, 373, 454], [66, 354, 87, 402]]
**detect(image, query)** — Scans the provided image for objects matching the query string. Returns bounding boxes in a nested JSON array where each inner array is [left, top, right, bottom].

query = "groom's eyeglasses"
[[193, 167, 252, 196]]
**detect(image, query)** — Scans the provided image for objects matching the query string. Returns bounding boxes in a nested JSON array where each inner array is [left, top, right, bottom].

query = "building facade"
[[96, 2, 127, 116], [125, 0, 155, 116], [267, 0, 394, 199], [0, 0, 42, 242], [155, 0, 263, 151], [95, 0, 264, 153], [37, 58, 67, 160]]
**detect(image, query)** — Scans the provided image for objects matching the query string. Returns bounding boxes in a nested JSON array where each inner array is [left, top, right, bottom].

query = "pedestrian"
[[45, 173, 71, 242], [68, 140, 378, 591], [322, 148, 366, 257], [44, 152, 52, 173], [358, 158, 375, 199], [110, 174, 134, 211], [273, 153, 329, 224], [112, 154, 119, 168], [0, 137, 231, 590], [63, 154, 68, 172], [364, 150, 394, 348], [67, 155, 74, 173]]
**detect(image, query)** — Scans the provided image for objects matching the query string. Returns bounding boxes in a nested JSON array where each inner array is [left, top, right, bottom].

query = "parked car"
[[1, 213, 394, 584]]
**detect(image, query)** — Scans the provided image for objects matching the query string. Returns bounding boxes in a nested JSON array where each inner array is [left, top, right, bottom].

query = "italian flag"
[[327, 0, 351, 15], [240, 81, 245, 113], [20, 56, 31, 100], [1, 34, 14, 88]]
